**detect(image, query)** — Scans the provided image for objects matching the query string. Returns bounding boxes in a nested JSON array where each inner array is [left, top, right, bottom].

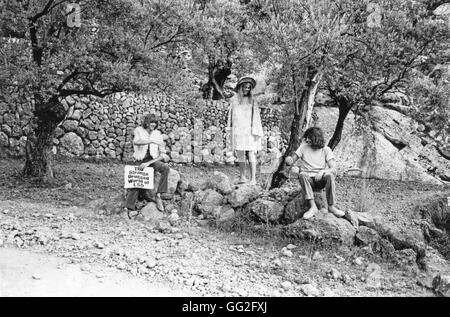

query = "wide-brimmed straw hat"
[[235, 76, 256, 91]]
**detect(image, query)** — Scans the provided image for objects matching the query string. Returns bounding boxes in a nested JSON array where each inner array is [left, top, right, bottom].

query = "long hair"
[[303, 127, 325, 149], [142, 113, 159, 129], [236, 83, 253, 105]]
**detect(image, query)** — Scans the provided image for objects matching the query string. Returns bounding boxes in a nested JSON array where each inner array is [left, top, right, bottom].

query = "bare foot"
[[328, 205, 345, 217], [303, 205, 319, 220], [236, 177, 248, 184]]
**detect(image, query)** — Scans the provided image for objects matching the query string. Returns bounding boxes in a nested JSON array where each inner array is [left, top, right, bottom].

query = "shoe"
[[125, 207, 139, 219], [328, 206, 345, 218], [155, 196, 164, 212], [303, 206, 319, 220]]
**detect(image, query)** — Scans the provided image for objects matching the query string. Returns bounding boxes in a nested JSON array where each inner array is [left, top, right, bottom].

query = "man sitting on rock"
[[124, 114, 170, 217], [285, 127, 345, 220]]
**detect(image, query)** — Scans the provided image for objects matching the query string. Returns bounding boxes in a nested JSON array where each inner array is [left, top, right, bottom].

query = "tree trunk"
[[269, 67, 323, 189], [22, 95, 66, 180], [328, 103, 352, 151], [202, 58, 232, 100]]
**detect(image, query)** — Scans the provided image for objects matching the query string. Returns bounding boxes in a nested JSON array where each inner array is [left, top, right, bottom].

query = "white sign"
[[124, 166, 154, 189]]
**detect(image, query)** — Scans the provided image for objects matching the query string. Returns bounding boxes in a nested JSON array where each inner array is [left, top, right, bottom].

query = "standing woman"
[[218, 76, 263, 185]]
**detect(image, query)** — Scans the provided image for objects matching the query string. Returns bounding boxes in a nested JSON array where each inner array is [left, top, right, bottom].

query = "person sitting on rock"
[[284, 127, 345, 220], [124, 114, 170, 217]]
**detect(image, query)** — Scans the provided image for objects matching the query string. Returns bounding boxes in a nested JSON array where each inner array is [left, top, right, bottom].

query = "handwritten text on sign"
[[124, 166, 154, 189]]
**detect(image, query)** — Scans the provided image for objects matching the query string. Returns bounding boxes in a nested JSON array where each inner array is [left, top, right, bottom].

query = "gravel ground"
[[0, 157, 449, 297]]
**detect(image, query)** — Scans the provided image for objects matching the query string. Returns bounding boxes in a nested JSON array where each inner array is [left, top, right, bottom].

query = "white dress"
[[228, 96, 263, 151]]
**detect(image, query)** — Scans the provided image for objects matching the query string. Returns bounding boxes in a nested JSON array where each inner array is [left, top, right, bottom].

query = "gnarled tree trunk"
[[201, 58, 232, 100], [269, 67, 323, 189], [22, 95, 66, 180], [328, 100, 352, 151]]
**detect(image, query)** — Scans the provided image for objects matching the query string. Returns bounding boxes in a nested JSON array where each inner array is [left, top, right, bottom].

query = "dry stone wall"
[[0, 93, 283, 164]]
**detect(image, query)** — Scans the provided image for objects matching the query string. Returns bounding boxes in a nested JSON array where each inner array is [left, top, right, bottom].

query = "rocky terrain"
[[0, 157, 449, 297]]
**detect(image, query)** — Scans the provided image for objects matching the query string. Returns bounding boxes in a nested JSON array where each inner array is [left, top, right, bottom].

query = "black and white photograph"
[[0, 0, 449, 302]]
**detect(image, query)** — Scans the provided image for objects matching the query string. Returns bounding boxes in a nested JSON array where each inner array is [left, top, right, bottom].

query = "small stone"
[[174, 233, 184, 240], [353, 257, 364, 266], [80, 264, 91, 272], [2, 210, 10, 214], [117, 262, 127, 270], [145, 258, 158, 269], [335, 254, 345, 263], [281, 281, 293, 290], [366, 263, 382, 289], [273, 258, 283, 267], [45, 213, 54, 218], [155, 236, 164, 241], [328, 268, 342, 280], [299, 284, 320, 297], [32, 274, 42, 280], [94, 241, 105, 249], [169, 213, 180, 225], [281, 248, 293, 257], [96, 272, 107, 279], [286, 244, 297, 250], [312, 251, 323, 260]]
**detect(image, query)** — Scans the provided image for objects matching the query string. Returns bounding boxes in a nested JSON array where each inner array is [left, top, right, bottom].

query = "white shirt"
[[295, 142, 335, 176], [133, 127, 164, 161]]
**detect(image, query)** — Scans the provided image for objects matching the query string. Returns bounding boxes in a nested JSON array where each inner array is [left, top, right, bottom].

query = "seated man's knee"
[[323, 172, 335, 180], [299, 172, 310, 179], [162, 164, 170, 172]]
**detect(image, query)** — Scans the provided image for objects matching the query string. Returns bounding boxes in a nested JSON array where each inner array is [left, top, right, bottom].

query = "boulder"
[[140, 202, 165, 224], [212, 171, 233, 195], [355, 226, 380, 246], [216, 207, 236, 226], [195, 189, 224, 216], [367, 217, 426, 260], [60, 132, 84, 156], [283, 211, 357, 246], [283, 192, 326, 224], [314, 106, 446, 184], [246, 199, 284, 223], [433, 274, 450, 297], [228, 184, 262, 208], [423, 247, 449, 274]]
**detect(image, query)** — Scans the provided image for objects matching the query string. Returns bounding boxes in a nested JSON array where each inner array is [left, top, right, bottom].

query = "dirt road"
[[0, 247, 196, 297]]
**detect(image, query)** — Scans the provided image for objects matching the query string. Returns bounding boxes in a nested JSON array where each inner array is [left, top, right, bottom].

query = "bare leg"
[[249, 161, 257, 185], [238, 162, 248, 183], [298, 173, 319, 219], [323, 173, 344, 217]]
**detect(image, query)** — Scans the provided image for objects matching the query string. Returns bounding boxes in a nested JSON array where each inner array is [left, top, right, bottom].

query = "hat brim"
[[235, 77, 256, 90]]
